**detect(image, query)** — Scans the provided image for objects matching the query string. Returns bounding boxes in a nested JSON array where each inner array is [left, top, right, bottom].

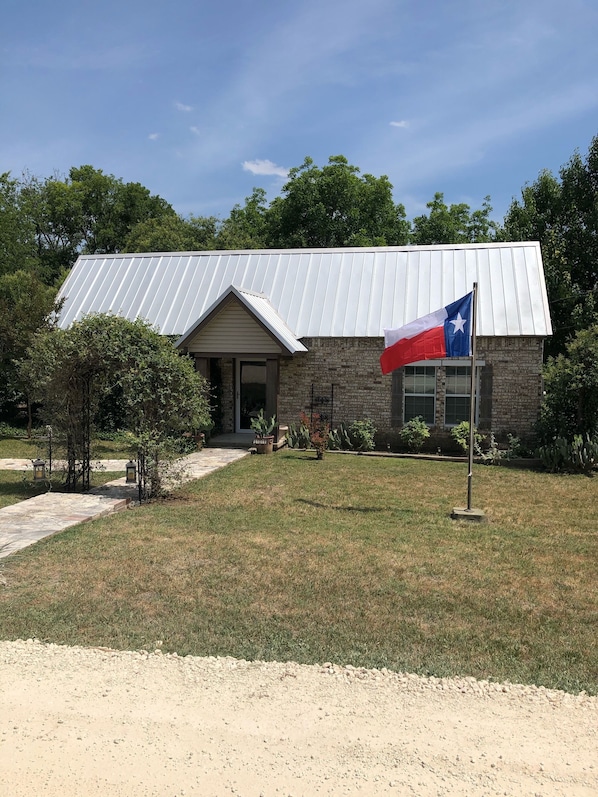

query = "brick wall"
[[209, 336, 545, 443], [277, 336, 544, 441], [478, 336, 545, 438]]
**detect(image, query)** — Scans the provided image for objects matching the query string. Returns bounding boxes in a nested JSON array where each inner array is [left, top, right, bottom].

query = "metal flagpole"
[[466, 282, 478, 511]]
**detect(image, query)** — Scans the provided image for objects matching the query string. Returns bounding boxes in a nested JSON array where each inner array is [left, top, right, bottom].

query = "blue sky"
[[2, 0, 597, 224]]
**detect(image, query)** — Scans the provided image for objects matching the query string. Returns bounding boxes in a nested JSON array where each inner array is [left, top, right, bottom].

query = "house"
[[57, 242, 552, 446]]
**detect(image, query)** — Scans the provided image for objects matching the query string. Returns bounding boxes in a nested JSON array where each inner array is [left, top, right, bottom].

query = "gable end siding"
[[185, 302, 283, 354]]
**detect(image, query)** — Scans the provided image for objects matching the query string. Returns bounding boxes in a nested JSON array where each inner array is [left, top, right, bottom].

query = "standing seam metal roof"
[[56, 243, 552, 339]]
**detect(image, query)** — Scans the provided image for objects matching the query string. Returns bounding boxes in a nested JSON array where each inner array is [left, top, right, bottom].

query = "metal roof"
[[56, 242, 552, 339]]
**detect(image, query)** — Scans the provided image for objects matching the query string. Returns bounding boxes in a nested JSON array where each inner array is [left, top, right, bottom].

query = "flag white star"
[[450, 312, 467, 334]]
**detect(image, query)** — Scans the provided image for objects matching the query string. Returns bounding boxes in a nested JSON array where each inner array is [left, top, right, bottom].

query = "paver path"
[[0, 448, 249, 559]]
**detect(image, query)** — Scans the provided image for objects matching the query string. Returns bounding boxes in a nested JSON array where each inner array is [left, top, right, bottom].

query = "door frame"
[[235, 358, 267, 433]]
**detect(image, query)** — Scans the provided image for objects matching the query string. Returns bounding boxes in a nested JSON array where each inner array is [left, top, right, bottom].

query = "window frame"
[[444, 365, 472, 427], [403, 365, 436, 426]]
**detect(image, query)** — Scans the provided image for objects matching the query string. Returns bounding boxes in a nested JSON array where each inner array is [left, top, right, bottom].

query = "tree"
[[0, 173, 37, 277], [266, 155, 410, 248], [411, 192, 499, 245], [0, 270, 59, 421], [124, 214, 219, 253], [19, 166, 176, 283], [22, 315, 211, 494], [537, 324, 598, 444], [503, 136, 598, 357], [216, 188, 269, 250]]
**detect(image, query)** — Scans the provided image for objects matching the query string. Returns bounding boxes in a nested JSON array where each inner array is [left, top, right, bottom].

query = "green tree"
[[0, 270, 59, 420], [22, 315, 211, 493], [266, 155, 410, 248], [124, 214, 219, 253], [19, 166, 176, 283], [503, 136, 598, 357], [216, 188, 269, 249], [411, 192, 499, 245], [537, 324, 598, 444], [0, 173, 37, 276]]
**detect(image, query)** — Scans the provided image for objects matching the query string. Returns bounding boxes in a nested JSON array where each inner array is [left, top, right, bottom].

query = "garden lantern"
[[32, 458, 47, 481], [125, 460, 137, 483]]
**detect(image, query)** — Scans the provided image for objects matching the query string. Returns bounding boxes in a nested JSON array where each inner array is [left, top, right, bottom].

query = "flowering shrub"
[[300, 411, 330, 459]]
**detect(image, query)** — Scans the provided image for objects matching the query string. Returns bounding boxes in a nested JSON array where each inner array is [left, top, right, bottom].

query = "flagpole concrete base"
[[451, 507, 487, 522]]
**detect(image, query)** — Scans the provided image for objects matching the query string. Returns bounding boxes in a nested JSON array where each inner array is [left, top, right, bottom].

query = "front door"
[[236, 360, 267, 432]]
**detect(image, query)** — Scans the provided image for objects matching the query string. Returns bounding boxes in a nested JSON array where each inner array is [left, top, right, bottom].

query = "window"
[[404, 366, 435, 424], [445, 366, 471, 426]]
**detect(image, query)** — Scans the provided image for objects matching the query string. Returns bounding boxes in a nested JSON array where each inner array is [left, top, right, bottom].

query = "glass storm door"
[[236, 360, 267, 432]]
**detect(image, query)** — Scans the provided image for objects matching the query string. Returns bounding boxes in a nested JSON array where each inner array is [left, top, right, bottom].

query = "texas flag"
[[380, 292, 473, 375]]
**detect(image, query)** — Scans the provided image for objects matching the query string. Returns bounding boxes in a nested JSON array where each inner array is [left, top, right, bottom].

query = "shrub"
[[286, 420, 311, 449], [0, 422, 29, 439], [349, 419, 376, 452], [399, 416, 430, 453], [300, 411, 330, 459], [451, 421, 484, 454], [538, 434, 598, 474], [328, 422, 353, 451]]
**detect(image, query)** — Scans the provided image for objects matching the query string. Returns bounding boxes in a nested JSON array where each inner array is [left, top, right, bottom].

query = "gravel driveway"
[[1, 639, 596, 796]]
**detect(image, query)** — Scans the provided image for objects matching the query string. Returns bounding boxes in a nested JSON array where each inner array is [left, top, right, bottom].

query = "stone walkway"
[[0, 449, 249, 560]]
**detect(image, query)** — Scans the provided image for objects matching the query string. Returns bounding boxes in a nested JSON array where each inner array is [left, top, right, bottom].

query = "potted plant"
[[250, 409, 277, 454]]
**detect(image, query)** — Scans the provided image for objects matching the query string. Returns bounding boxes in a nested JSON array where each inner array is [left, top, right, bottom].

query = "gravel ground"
[[1, 639, 596, 796]]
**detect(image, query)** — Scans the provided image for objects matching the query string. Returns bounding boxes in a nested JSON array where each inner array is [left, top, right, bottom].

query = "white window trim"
[[403, 365, 436, 426], [444, 365, 480, 428]]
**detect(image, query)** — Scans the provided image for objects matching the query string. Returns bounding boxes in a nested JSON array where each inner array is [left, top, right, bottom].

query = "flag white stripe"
[[383, 307, 448, 348]]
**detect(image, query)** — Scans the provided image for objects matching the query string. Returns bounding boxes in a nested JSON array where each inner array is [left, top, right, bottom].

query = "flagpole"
[[466, 282, 478, 510]]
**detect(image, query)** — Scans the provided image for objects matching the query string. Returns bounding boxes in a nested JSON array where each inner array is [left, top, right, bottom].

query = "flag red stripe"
[[380, 325, 446, 375]]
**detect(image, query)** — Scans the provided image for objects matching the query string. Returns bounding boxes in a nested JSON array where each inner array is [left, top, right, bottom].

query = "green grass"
[[0, 451, 596, 694], [0, 437, 134, 460], [0, 470, 124, 509]]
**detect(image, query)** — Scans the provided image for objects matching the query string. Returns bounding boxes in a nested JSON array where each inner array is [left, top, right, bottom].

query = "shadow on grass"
[[295, 497, 410, 514]]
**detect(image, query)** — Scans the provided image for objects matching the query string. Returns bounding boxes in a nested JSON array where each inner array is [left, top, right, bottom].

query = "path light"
[[125, 460, 137, 483], [32, 458, 47, 481]]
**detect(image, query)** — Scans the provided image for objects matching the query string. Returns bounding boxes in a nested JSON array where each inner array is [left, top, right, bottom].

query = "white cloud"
[[175, 101, 193, 112], [190, 126, 201, 136], [390, 120, 408, 128], [242, 159, 288, 177], [148, 133, 160, 140]]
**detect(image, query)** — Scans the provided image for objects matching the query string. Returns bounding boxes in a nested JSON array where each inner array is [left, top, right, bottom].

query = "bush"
[[399, 416, 430, 453], [0, 422, 29, 439], [537, 325, 598, 445], [349, 419, 376, 452], [538, 434, 598, 474], [286, 420, 311, 449], [451, 421, 484, 454], [328, 422, 353, 451]]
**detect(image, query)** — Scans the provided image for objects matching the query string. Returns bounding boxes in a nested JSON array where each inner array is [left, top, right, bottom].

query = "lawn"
[[0, 436, 134, 460], [0, 451, 596, 694]]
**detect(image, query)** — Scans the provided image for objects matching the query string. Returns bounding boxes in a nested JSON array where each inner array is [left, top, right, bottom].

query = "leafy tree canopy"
[[0, 173, 38, 277], [124, 214, 220, 253], [0, 270, 59, 416], [537, 324, 598, 444], [22, 314, 211, 493], [411, 192, 498, 245], [266, 155, 411, 248], [18, 165, 176, 283], [503, 135, 598, 357]]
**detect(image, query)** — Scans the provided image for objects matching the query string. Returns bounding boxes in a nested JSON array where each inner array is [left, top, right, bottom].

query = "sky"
[[2, 0, 598, 224]]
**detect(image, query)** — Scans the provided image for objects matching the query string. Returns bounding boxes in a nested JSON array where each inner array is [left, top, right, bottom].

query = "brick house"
[[58, 242, 552, 447]]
